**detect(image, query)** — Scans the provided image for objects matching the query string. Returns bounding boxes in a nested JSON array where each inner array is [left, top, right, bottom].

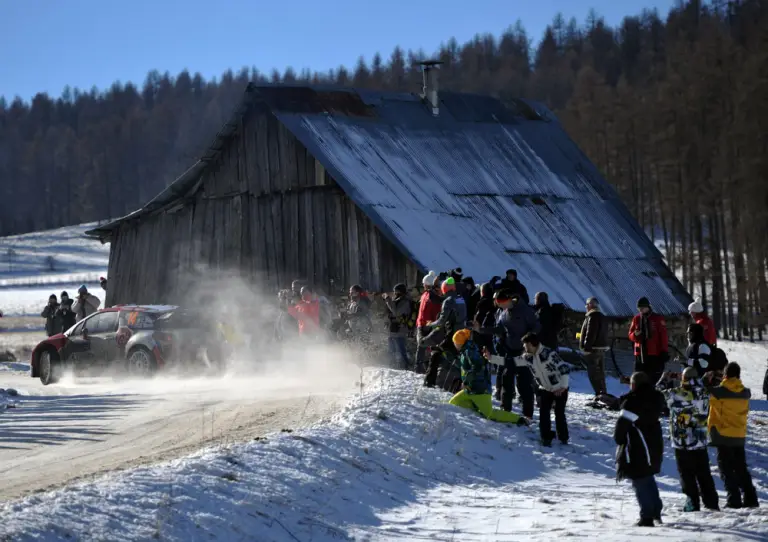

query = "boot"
[[683, 498, 699, 512], [635, 518, 654, 527]]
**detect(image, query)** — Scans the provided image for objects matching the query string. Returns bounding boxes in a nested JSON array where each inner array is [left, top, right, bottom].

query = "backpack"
[[551, 303, 566, 332], [709, 345, 728, 373]]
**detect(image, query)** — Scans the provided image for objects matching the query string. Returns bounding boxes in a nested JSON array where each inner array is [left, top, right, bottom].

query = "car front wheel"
[[126, 346, 157, 378], [39, 350, 60, 385]]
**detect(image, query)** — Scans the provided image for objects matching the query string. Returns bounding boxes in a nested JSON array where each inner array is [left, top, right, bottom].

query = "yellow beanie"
[[452, 328, 472, 349]]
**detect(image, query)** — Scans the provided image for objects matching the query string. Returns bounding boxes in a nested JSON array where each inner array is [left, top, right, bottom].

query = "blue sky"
[[1, 0, 676, 102]]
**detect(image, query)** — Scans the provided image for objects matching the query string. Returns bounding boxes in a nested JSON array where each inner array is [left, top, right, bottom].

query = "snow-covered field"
[[1, 340, 767, 541], [0, 222, 109, 318]]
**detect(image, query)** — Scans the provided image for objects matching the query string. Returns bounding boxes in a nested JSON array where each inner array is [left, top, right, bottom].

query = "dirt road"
[[0, 347, 358, 502]]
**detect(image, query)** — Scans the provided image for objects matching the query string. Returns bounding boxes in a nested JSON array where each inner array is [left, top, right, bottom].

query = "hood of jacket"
[[621, 384, 664, 421]]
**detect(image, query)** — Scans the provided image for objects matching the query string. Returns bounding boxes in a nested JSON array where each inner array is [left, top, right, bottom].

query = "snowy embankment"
[[0, 222, 109, 318], [1, 341, 767, 541]]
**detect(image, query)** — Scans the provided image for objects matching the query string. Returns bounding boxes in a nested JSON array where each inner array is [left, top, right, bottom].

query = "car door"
[[90, 311, 120, 363], [62, 316, 95, 364]]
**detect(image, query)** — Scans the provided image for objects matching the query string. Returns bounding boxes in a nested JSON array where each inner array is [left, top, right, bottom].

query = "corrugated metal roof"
[[266, 87, 690, 317], [86, 83, 691, 316]]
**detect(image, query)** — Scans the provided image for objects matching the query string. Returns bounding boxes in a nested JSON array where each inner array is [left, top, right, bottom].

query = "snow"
[[0, 222, 109, 317], [1, 340, 767, 541]]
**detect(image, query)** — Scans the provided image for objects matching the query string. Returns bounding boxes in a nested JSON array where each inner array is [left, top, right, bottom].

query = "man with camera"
[[72, 285, 101, 322]]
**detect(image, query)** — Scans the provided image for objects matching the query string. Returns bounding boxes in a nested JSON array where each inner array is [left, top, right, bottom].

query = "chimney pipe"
[[419, 60, 443, 116]]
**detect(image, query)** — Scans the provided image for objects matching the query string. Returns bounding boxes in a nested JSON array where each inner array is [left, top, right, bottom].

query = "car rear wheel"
[[39, 350, 60, 385], [126, 346, 157, 378]]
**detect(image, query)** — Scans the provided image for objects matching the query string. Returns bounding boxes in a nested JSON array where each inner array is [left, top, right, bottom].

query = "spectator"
[[492, 269, 529, 305], [657, 368, 719, 512], [56, 291, 76, 332], [416, 271, 442, 373], [533, 291, 561, 349], [347, 284, 373, 335], [41, 294, 61, 337], [99, 276, 108, 292], [423, 277, 467, 392], [703, 362, 759, 509], [384, 283, 412, 369], [287, 286, 321, 338], [472, 283, 496, 352], [448, 329, 530, 426], [685, 323, 713, 376], [688, 297, 717, 346], [579, 297, 610, 397], [522, 332, 570, 446], [72, 285, 100, 322], [628, 297, 669, 386], [462, 276, 477, 325], [614, 372, 665, 527], [494, 290, 540, 416]]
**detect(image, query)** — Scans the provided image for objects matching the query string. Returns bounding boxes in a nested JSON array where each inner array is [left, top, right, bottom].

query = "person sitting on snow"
[[448, 329, 529, 426], [522, 332, 570, 446], [657, 367, 719, 512]]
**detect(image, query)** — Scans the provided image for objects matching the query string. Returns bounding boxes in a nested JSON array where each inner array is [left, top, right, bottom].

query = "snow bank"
[[2, 342, 768, 541]]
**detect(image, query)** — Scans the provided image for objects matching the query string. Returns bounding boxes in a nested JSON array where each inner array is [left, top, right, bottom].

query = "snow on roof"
[[268, 88, 690, 317]]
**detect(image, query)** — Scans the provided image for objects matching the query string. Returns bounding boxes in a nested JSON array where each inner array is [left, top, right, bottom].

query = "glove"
[[516, 417, 530, 427]]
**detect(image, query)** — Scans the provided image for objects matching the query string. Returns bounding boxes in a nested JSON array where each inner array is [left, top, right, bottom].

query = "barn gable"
[[87, 83, 690, 317]]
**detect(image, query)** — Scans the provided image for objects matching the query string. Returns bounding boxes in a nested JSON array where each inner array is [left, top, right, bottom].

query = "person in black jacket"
[[472, 283, 496, 351], [41, 294, 61, 337], [56, 291, 77, 333], [579, 297, 610, 396], [462, 276, 477, 325], [492, 269, 530, 305], [534, 292, 560, 349], [614, 371, 665, 527]]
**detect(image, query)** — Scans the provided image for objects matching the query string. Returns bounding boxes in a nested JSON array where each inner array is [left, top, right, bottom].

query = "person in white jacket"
[[522, 332, 571, 446], [72, 285, 101, 322]]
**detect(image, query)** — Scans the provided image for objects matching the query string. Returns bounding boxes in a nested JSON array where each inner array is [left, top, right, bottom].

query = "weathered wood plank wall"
[[105, 103, 420, 306]]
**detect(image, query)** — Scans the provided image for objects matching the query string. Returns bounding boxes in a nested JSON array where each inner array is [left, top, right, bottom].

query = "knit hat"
[[452, 329, 472, 349], [78, 285, 88, 294], [422, 271, 437, 287], [394, 283, 407, 295], [441, 277, 456, 295], [688, 297, 704, 314], [637, 297, 651, 309]]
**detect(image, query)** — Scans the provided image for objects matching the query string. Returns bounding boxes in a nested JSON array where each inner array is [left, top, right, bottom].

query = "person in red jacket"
[[688, 297, 717, 347], [415, 271, 443, 373], [287, 286, 321, 338], [628, 297, 669, 386]]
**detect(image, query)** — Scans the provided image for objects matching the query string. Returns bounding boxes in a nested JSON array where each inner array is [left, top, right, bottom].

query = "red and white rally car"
[[30, 305, 224, 385]]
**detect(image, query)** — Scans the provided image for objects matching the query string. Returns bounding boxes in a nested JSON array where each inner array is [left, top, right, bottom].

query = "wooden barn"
[[87, 79, 691, 317]]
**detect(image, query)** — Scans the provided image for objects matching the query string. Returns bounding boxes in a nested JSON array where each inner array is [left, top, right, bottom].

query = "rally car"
[[30, 305, 226, 385]]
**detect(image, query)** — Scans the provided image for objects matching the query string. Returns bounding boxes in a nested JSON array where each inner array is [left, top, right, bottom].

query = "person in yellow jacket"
[[448, 329, 530, 426], [703, 362, 759, 509]]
